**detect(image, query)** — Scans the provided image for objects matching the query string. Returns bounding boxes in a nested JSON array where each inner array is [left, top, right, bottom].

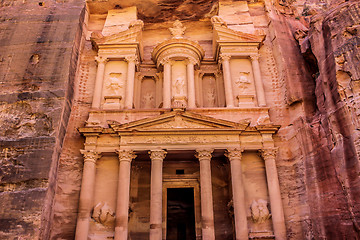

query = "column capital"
[[225, 148, 244, 161], [160, 57, 172, 66], [116, 150, 136, 162], [125, 55, 139, 63], [95, 56, 109, 64], [195, 149, 213, 161], [219, 53, 231, 62], [148, 149, 167, 161], [80, 149, 102, 163], [260, 147, 278, 161], [185, 58, 196, 66], [249, 54, 260, 62]]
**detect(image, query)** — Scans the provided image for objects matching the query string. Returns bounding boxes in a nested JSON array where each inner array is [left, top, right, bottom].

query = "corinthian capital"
[[260, 148, 278, 161], [116, 150, 136, 162], [219, 53, 231, 62], [125, 55, 139, 63], [95, 56, 108, 64], [250, 54, 260, 62], [80, 149, 102, 163], [149, 149, 167, 161], [195, 149, 213, 161], [225, 148, 244, 161]]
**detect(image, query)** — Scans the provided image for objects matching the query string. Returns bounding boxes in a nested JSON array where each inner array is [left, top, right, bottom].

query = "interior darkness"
[[167, 188, 196, 240]]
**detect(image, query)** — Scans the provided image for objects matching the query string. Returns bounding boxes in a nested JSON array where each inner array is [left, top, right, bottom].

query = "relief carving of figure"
[[92, 202, 115, 226], [235, 72, 251, 92], [106, 73, 123, 96], [142, 92, 155, 109], [206, 89, 216, 107], [169, 20, 186, 39], [250, 199, 271, 224], [174, 77, 185, 96]]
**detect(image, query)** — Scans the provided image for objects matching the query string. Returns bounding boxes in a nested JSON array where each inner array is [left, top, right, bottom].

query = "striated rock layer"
[[0, 0, 359, 239]]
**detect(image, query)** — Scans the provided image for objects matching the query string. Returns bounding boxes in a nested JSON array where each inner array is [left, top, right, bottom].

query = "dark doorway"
[[166, 188, 196, 240]]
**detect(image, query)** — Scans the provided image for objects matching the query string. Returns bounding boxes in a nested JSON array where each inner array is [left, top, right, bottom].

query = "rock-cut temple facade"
[[0, 0, 360, 240]]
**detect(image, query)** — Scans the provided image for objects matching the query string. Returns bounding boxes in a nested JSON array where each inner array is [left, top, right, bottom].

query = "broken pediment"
[[91, 20, 144, 50], [109, 110, 247, 132]]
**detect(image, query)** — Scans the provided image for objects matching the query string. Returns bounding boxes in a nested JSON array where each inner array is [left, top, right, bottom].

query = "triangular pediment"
[[109, 111, 247, 132], [213, 24, 264, 43], [91, 21, 143, 47]]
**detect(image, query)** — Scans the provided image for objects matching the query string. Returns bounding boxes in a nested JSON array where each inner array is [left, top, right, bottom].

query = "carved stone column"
[[125, 56, 138, 109], [260, 148, 286, 240], [195, 149, 215, 240], [149, 150, 167, 240], [220, 54, 235, 107], [250, 54, 266, 107], [75, 150, 102, 240], [163, 59, 172, 108], [187, 60, 196, 108], [92, 56, 108, 109], [115, 150, 136, 240], [225, 149, 248, 240]]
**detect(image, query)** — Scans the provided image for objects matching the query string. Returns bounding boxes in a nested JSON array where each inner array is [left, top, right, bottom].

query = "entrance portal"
[[166, 188, 196, 240]]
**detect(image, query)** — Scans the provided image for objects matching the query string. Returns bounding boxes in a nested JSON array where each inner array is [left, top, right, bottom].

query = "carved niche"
[[140, 76, 156, 109]]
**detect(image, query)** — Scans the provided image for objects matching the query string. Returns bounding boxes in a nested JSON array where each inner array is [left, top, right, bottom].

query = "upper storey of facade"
[[84, 1, 272, 128]]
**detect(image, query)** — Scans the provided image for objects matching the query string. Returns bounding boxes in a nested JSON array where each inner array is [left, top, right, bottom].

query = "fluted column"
[[195, 149, 215, 240], [250, 54, 266, 107], [125, 56, 138, 109], [220, 54, 235, 107], [187, 60, 196, 108], [225, 149, 248, 240], [115, 150, 136, 240], [260, 148, 286, 240], [92, 56, 108, 109], [75, 150, 102, 240], [163, 59, 172, 108], [149, 150, 167, 240]]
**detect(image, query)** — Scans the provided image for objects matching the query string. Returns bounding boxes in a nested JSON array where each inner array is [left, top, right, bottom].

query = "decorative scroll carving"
[[225, 148, 244, 161], [80, 150, 101, 164], [116, 150, 136, 162], [148, 149, 167, 161], [92, 202, 115, 226], [195, 149, 213, 161], [169, 20, 186, 39], [250, 199, 271, 224]]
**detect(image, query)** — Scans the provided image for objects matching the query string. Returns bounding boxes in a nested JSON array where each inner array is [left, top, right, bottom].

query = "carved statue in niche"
[[92, 202, 115, 226], [206, 89, 216, 107], [250, 199, 271, 224], [174, 77, 185, 96], [105, 73, 124, 96], [235, 72, 251, 93], [169, 20, 186, 39], [141, 92, 155, 109]]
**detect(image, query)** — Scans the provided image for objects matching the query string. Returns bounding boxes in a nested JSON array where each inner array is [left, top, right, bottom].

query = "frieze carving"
[[146, 116, 213, 129], [116, 150, 136, 162], [122, 135, 235, 145], [80, 150, 102, 163], [195, 149, 214, 160], [260, 148, 278, 160], [225, 148, 244, 161], [169, 20, 186, 39], [148, 149, 167, 161], [92, 202, 115, 226], [250, 199, 271, 224]]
